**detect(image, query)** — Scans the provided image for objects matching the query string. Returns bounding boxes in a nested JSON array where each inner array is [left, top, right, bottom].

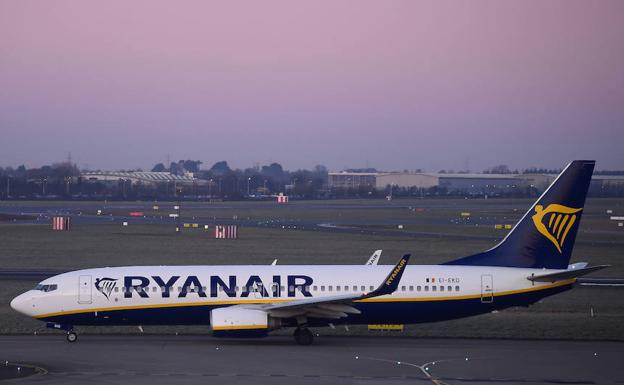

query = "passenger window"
[[409, 285, 414, 291], [455, 285, 460, 291], [370, 286, 374, 291], [432, 286, 437, 292], [281, 286, 285, 292], [289, 285, 294, 292], [424, 286, 429, 292], [344, 286, 349, 291], [321, 286, 325, 292], [448, 286, 452, 292], [328, 286, 333, 292], [401, 286, 406, 292], [417, 286, 421, 292], [313, 286, 318, 291], [353, 285, 358, 291], [361, 286, 365, 291], [440, 286, 445, 292], [336, 286, 341, 291], [114, 287, 119, 293]]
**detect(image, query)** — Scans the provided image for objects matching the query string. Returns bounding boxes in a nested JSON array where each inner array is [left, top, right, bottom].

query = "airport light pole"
[[247, 177, 251, 197], [176, 192, 181, 233]]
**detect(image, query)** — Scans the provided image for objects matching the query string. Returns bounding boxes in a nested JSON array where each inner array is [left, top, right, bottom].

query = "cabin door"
[[78, 275, 92, 304], [480, 274, 493, 303]]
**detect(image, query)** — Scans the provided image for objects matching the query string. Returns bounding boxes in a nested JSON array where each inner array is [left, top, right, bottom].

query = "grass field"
[[1, 197, 623, 340]]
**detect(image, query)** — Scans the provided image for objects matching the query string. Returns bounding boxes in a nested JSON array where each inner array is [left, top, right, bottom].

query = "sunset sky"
[[1, 1, 623, 171]]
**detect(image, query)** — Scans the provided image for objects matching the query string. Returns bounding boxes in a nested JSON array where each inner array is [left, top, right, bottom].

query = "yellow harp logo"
[[532, 204, 582, 253]]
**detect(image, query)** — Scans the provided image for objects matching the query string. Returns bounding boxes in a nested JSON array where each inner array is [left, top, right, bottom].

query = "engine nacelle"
[[210, 307, 279, 338]]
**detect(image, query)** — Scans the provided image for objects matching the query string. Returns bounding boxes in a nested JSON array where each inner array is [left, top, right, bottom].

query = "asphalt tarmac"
[[2, 335, 622, 384]]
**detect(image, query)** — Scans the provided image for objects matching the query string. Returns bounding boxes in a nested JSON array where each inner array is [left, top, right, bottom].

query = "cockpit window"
[[33, 284, 58, 292]]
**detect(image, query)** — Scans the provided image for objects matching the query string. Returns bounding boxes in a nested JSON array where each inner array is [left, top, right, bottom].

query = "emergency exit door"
[[78, 275, 92, 304], [481, 274, 493, 303]]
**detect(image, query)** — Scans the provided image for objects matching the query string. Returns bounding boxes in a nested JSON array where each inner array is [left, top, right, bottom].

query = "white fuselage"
[[11, 264, 574, 326]]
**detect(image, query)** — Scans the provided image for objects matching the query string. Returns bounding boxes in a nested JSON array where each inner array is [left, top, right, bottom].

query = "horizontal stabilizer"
[[528, 265, 610, 282]]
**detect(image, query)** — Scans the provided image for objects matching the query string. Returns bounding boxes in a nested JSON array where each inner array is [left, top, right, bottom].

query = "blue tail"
[[445, 160, 595, 269]]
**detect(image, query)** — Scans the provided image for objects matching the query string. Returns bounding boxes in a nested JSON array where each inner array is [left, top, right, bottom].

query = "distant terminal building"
[[327, 172, 379, 189], [328, 171, 624, 195], [81, 171, 198, 186], [328, 171, 521, 193], [590, 175, 624, 194]]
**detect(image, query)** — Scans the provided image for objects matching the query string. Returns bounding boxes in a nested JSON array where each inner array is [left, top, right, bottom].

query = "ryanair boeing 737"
[[10, 160, 607, 345]]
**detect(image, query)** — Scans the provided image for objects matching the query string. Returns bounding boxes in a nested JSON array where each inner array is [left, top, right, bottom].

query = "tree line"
[[1, 160, 623, 200]]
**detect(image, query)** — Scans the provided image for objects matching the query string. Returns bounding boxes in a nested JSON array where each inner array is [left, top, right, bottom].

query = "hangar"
[[328, 171, 624, 195], [81, 171, 198, 186]]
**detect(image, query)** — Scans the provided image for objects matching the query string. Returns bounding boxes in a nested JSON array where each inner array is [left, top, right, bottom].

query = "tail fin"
[[445, 160, 595, 269]]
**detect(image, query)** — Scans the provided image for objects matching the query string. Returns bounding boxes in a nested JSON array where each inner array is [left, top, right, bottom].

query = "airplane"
[[10, 160, 608, 345]]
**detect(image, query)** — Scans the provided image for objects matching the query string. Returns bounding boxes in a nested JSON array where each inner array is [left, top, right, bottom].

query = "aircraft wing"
[[254, 254, 410, 320], [527, 264, 610, 282], [365, 250, 382, 265]]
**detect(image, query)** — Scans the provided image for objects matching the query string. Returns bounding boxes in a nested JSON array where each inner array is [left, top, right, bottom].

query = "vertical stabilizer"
[[445, 160, 595, 269]]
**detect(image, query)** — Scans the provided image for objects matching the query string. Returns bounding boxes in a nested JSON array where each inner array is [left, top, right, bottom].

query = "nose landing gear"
[[46, 322, 77, 343]]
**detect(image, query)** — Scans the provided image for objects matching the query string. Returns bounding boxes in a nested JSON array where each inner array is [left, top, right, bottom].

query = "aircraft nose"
[[10, 293, 32, 316]]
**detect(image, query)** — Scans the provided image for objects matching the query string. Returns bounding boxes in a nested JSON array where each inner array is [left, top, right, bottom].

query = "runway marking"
[[360, 356, 451, 385]]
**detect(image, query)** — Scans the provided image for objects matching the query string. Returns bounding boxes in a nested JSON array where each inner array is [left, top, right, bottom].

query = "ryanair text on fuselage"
[[108, 275, 314, 299]]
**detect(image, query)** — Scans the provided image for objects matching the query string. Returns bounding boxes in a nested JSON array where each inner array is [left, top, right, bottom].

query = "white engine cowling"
[[210, 307, 278, 338]]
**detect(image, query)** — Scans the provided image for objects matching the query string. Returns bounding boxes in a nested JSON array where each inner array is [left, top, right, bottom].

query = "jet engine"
[[210, 307, 280, 338]]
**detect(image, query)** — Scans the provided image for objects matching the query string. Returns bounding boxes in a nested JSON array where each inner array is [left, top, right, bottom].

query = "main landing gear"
[[293, 327, 314, 345], [66, 331, 78, 343]]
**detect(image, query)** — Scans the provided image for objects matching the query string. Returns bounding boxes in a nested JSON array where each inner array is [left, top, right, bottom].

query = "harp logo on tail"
[[532, 204, 582, 253]]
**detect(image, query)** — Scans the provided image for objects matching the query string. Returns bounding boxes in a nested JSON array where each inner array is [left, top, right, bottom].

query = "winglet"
[[362, 254, 410, 299], [365, 250, 382, 265]]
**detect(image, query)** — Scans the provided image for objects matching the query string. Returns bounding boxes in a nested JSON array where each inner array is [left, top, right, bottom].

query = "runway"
[[2, 335, 622, 384]]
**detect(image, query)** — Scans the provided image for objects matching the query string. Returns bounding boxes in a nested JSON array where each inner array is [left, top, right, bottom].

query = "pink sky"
[[1, 0, 623, 171]]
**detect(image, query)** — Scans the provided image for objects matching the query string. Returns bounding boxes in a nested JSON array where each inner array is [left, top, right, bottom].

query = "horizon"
[[4, 157, 624, 175]]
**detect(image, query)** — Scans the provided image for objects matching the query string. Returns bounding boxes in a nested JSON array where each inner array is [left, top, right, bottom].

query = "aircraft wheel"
[[294, 327, 314, 345], [66, 331, 78, 343]]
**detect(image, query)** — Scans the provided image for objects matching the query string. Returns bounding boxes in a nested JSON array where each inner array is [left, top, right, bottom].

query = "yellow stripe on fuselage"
[[34, 279, 575, 319]]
